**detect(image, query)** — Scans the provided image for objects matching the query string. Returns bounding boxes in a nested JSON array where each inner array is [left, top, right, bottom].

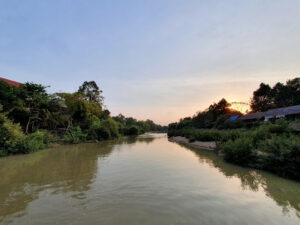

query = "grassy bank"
[[168, 120, 300, 180]]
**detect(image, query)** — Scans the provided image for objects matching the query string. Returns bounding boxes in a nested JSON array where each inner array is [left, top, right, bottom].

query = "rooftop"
[[240, 105, 300, 120], [0, 77, 22, 87], [265, 105, 300, 117], [240, 111, 265, 120]]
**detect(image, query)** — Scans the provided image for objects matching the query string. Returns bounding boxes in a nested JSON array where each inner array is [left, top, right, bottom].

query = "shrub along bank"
[[168, 120, 300, 180], [0, 80, 167, 157]]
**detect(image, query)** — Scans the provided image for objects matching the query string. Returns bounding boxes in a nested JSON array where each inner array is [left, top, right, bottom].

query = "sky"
[[1, 0, 300, 125]]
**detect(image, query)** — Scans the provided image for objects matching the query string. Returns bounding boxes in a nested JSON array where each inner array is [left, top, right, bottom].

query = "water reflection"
[[121, 134, 156, 145], [0, 136, 156, 222], [0, 134, 299, 225], [0, 142, 114, 220], [177, 143, 300, 217]]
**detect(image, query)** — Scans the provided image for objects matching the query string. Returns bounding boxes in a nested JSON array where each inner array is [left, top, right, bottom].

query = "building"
[[0, 77, 22, 87], [240, 112, 265, 122], [264, 105, 300, 121], [240, 105, 300, 122]]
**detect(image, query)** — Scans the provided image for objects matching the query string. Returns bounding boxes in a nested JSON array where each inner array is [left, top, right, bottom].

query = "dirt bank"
[[168, 136, 216, 151]]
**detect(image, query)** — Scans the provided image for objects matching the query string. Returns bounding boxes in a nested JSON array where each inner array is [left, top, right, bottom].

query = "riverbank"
[[168, 136, 216, 151], [0, 80, 167, 158], [1, 133, 299, 225], [167, 120, 300, 181]]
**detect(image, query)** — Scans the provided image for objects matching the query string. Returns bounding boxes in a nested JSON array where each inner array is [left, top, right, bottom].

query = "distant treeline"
[[0, 80, 167, 157], [169, 77, 300, 130]]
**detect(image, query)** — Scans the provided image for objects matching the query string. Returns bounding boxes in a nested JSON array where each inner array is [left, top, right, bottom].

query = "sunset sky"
[[1, 0, 300, 125]]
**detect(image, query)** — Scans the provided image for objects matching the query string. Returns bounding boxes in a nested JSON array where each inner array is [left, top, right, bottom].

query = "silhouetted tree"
[[250, 83, 273, 112], [250, 78, 300, 112]]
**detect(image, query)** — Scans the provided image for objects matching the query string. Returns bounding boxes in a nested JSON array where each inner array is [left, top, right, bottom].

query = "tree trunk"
[[25, 118, 31, 134], [67, 119, 76, 143]]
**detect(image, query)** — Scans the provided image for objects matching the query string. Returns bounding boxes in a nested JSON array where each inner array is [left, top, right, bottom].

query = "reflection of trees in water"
[[177, 143, 300, 217], [0, 136, 156, 221], [122, 136, 155, 145], [0, 142, 114, 220]]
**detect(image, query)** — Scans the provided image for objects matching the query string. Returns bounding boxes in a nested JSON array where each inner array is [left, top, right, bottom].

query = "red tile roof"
[[0, 77, 22, 87]]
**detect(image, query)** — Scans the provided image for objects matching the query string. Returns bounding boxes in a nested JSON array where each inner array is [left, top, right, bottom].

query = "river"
[[0, 133, 299, 225]]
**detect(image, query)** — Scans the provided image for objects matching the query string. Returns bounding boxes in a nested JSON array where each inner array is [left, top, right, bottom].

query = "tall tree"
[[78, 81, 104, 107], [284, 78, 300, 106], [250, 78, 300, 112], [250, 83, 273, 112], [208, 98, 232, 119], [2, 82, 51, 133]]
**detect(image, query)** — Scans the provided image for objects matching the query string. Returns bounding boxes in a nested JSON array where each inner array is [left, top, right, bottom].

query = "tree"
[[250, 78, 300, 112], [78, 81, 104, 107], [0, 105, 25, 155], [45, 94, 71, 130], [124, 117, 137, 127], [208, 98, 232, 118], [113, 114, 126, 124], [0, 81, 20, 113], [11, 83, 50, 133], [272, 82, 290, 108], [250, 83, 273, 112], [58, 92, 90, 127], [100, 109, 111, 119], [282, 78, 300, 106]]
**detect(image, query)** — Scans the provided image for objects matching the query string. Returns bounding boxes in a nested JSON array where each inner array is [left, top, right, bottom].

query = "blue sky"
[[1, 0, 300, 124]]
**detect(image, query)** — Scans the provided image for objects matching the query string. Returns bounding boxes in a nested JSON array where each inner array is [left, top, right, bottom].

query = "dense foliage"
[[168, 120, 300, 180], [250, 77, 300, 112], [0, 80, 166, 157], [169, 98, 243, 130], [0, 105, 51, 156]]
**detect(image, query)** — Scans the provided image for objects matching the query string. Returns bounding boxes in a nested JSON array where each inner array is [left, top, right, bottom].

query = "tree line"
[[250, 77, 300, 112], [169, 77, 300, 130], [0, 80, 167, 157]]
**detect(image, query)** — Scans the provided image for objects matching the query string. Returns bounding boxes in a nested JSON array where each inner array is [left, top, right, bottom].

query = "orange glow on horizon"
[[229, 102, 250, 114]]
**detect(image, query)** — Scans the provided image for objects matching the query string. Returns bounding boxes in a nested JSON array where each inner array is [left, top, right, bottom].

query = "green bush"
[[215, 115, 229, 128], [218, 129, 241, 143], [72, 126, 87, 143], [115, 121, 125, 135], [0, 110, 51, 156], [195, 130, 221, 141], [218, 119, 245, 129], [246, 125, 270, 147], [101, 118, 120, 138], [37, 130, 53, 145], [168, 128, 242, 143], [86, 114, 101, 127], [257, 135, 300, 179], [0, 112, 25, 155], [96, 125, 111, 139], [267, 119, 290, 134], [87, 120, 101, 140], [124, 126, 140, 136], [17, 131, 47, 153], [88, 118, 120, 140], [221, 137, 256, 166], [188, 135, 196, 142], [0, 148, 6, 157]]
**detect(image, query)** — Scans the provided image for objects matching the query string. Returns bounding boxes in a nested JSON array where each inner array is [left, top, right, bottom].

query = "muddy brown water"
[[0, 133, 299, 225]]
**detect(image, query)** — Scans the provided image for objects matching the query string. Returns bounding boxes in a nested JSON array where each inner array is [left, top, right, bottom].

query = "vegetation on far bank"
[[168, 120, 300, 180], [168, 78, 300, 180], [0, 80, 167, 157]]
